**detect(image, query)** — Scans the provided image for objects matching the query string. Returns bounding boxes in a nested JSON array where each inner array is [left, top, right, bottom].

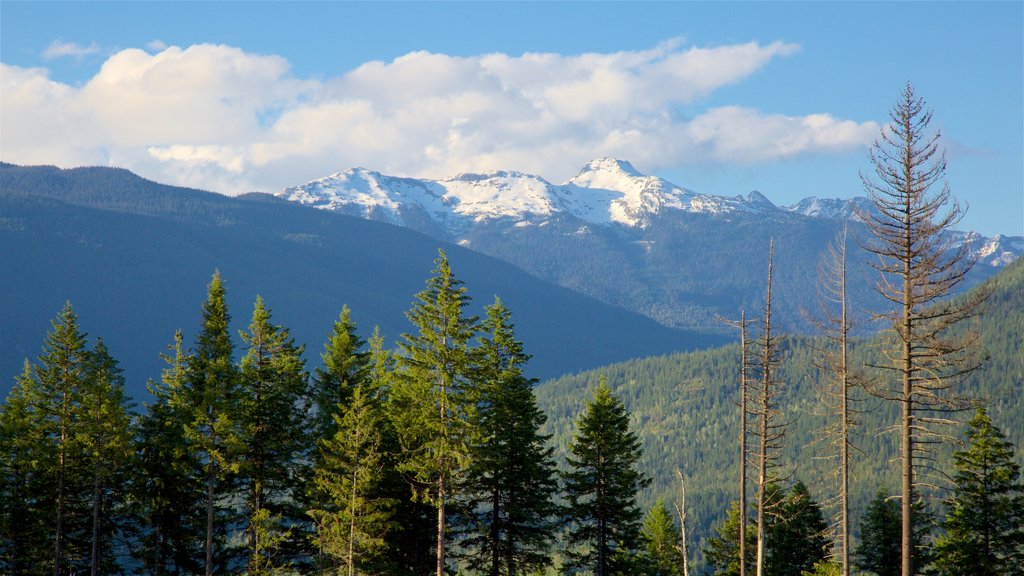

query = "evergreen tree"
[[704, 501, 757, 576], [854, 490, 900, 576], [308, 383, 396, 576], [179, 271, 241, 576], [639, 498, 683, 576], [0, 362, 53, 574], [766, 481, 829, 576], [237, 296, 310, 572], [562, 379, 651, 575], [931, 408, 1024, 576], [132, 331, 204, 575], [392, 249, 479, 576], [33, 302, 92, 576], [310, 305, 368, 447], [457, 298, 558, 576], [79, 338, 133, 576]]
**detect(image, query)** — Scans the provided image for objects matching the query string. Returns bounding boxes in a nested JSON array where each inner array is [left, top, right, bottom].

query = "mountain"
[[0, 163, 724, 399], [534, 255, 1024, 570], [277, 158, 1023, 334]]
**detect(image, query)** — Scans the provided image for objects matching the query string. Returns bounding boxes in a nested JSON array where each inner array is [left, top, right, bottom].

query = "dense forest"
[[3, 88, 1023, 576]]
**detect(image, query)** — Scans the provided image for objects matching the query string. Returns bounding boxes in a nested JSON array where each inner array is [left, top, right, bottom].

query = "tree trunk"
[[91, 464, 101, 576], [206, 466, 215, 576], [739, 312, 748, 576]]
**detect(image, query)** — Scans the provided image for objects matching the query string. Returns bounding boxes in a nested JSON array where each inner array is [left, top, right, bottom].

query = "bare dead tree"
[[674, 469, 689, 576], [806, 225, 865, 576], [752, 240, 788, 576], [858, 83, 988, 576], [722, 310, 756, 576]]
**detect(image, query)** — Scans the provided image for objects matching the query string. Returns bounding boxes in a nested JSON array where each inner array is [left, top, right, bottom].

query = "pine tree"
[[133, 331, 205, 575], [562, 379, 651, 575], [859, 83, 986, 576], [79, 339, 133, 576], [853, 490, 901, 576], [931, 408, 1024, 575], [179, 271, 241, 576], [392, 249, 479, 576], [237, 296, 310, 572], [308, 383, 396, 576], [457, 298, 558, 576], [639, 498, 683, 576]]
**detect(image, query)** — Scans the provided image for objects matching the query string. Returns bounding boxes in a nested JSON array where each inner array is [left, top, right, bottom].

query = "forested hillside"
[[0, 163, 722, 396], [535, 255, 1024, 568]]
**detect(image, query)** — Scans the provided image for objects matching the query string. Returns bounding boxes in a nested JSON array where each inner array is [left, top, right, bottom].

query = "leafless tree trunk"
[[859, 83, 987, 576], [753, 240, 786, 576], [675, 469, 689, 576]]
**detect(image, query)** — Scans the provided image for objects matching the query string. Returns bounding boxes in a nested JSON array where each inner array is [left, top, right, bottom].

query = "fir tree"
[[457, 298, 558, 576], [704, 501, 756, 576], [33, 302, 92, 576], [237, 296, 310, 572], [310, 305, 369, 447], [931, 408, 1024, 575], [0, 362, 53, 574], [392, 249, 479, 576], [562, 379, 651, 576], [639, 498, 683, 576], [132, 331, 204, 575], [853, 490, 900, 576], [766, 481, 829, 576], [179, 271, 241, 576], [79, 339, 133, 576], [308, 383, 396, 576]]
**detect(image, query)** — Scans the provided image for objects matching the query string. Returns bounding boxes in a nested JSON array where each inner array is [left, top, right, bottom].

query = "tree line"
[[3, 84, 1024, 576]]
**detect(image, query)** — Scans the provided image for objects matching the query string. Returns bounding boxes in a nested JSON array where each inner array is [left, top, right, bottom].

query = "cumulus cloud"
[[1, 40, 878, 194], [42, 40, 102, 61]]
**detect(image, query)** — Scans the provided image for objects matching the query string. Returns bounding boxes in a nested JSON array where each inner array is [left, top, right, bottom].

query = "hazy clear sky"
[[2, 1, 1021, 236]]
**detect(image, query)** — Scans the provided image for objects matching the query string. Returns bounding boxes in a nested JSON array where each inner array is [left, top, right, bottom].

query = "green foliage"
[[562, 379, 651, 575], [703, 500, 756, 576], [132, 331, 205, 575], [311, 305, 368, 446], [309, 384, 396, 575], [767, 481, 830, 576], [930, 408, 1024, 576], [639, 498, 683, 576], [457, 298, 559, 575], [237, 296, 310, 570]]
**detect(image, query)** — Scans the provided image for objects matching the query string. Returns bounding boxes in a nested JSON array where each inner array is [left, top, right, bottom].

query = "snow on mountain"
[[277, 159, 1023, 268], [278, 157, 755, 231]]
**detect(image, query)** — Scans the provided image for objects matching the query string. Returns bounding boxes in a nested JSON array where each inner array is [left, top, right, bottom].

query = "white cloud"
[[42, 40, 102, 61], [1, 40, 878, 194], [146, 39, 168, 52]]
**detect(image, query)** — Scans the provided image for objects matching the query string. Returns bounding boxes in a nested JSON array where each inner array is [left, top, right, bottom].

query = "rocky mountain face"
[[279, 158, 1023, 333]]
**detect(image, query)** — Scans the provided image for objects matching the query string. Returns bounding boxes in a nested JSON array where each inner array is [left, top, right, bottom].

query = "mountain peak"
[[576, 157, 643, 178], [745, 190, 775, 208]]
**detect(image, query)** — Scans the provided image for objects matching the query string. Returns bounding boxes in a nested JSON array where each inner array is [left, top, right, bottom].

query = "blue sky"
[[2, 1, 1021, 236]]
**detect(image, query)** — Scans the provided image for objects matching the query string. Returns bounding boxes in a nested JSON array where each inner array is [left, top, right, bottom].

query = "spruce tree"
[[766, 481, 829, 576], [133, 331, 204, 575], [237, 296, 309, 572], [310, 305, 369, 447], [562, 379, 650, 575], [0, 362, 52, 574], [704, 501, 756, 576], [179, 271, 241, 576], [308, 383, 396, 576], [931, 408, 1024, 575], [33, 302, 92, 576], [639, 498, 683, 576], [392, 249, 479, 576], [457, 298, 558, 576], [79, 339, 133, 576], [854, 490, 901, 576]]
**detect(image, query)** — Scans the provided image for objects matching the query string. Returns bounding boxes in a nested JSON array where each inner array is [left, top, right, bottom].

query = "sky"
[[1, 1, 1021, 236]]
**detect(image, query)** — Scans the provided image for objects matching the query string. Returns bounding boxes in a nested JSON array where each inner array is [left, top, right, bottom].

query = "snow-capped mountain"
[[279, 157, 768, 232], [277, 158, 1021, 333]]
